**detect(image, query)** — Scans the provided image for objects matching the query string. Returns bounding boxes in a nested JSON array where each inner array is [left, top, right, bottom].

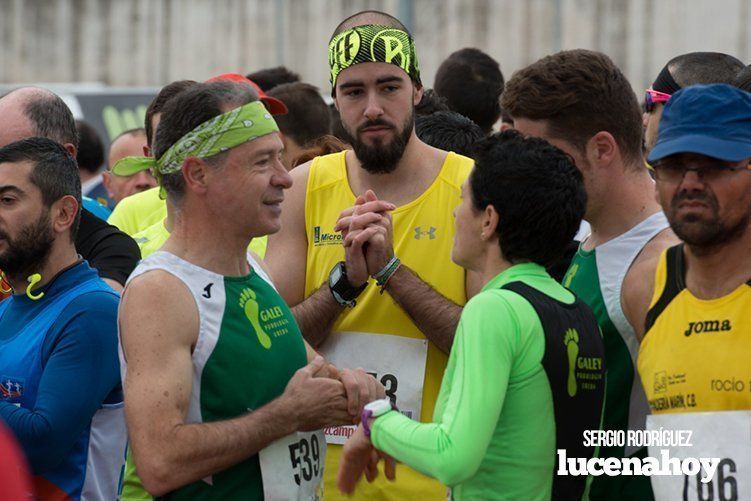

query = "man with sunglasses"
[[643, 52, 744, 153], [640, 84, 751, 499]]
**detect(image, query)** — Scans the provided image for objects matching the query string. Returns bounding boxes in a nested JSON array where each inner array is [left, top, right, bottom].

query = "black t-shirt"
[[76, 209, 141, 286]]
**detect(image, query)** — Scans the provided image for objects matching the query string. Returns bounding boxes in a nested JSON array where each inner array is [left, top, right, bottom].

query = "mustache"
[[672, 190, 717, 207], [357, 119, 395, 134]]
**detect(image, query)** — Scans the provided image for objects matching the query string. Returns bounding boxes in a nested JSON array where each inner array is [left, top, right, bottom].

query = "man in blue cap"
[[638, 84, 751, 499]]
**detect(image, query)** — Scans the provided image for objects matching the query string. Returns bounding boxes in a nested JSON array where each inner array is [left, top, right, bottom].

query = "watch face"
[[331, 266, 343, 283]]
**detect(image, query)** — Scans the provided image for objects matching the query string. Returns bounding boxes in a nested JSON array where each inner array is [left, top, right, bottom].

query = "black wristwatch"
[[328, 261, 367, 307]]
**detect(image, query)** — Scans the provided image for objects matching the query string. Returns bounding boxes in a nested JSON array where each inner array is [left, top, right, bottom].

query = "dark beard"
[[669, 190, 750, 250], [0, 211, 55, 282], [342, 112, 414, 174]]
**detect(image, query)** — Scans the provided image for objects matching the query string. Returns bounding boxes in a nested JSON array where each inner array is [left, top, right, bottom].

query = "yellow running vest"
[[305, 151, 472, 500], [638, 244, 751, 499], [639, 244, 751, 414]]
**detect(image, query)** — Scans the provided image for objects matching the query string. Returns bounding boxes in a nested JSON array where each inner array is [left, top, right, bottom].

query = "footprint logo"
[[239, 289, 272, 349], [564, 328, 579, 397]]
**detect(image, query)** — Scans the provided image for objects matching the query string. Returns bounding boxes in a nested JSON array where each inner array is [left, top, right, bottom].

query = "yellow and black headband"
[[328, 24, 421, 86]]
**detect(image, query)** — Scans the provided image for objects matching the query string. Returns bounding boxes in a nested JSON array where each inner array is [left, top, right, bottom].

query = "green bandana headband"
[[155, 100, 279, 178], [328, 24, 420, 86], [111, 156, 153, 177]]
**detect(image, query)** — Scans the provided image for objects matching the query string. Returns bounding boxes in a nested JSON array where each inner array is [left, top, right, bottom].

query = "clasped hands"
[[334, 190, 397, 287]]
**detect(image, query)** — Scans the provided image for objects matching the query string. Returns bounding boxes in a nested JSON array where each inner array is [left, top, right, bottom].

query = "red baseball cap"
[[206, 73, 288, 115]]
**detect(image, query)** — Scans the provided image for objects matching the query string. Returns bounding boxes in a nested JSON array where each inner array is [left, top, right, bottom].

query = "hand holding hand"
[[282, 356, 351, 430], [339, 368, 385, 420]]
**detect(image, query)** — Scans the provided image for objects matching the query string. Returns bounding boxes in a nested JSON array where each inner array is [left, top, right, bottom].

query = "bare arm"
[[622, 228, 678, 342], [381, 264, 462, 353], [292, 285, 345, 348], [120, 271, 351, 496]]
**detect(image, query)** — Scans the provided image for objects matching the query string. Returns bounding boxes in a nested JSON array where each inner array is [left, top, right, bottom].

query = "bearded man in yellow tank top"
[[639, 84, 751, 500], [265, 10, 479, 500]]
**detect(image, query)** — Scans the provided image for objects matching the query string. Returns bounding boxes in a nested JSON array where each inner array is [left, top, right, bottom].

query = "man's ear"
[[182, 157, 209, 195], [52, 195, 79, 235], [143, 145, 152, 157], [413, 83, 424, 106], [586, 131, 617, 167], [483, 204, 500, 240], [102, 172, 116, 199], [62, 143, 77, 158]]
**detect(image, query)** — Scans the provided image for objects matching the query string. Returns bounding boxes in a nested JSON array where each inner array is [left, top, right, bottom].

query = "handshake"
[[278, 356, 385, 431]]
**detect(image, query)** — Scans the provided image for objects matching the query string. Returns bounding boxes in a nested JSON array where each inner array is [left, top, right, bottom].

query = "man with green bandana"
[[266, 10, 479, 500], [119, 81, 382, 499], [108, 76, 280, 259]]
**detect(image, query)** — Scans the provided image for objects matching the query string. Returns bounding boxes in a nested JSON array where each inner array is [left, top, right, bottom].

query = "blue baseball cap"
[[648, 83, 751, 164]]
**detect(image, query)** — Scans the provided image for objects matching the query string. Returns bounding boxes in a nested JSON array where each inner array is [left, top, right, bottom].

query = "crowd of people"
[[0, 8, 749, 501]]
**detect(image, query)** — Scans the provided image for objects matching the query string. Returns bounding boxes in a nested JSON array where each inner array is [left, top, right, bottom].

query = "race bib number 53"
[[318, 331, 429, 445], [259, 430, 326, 500]]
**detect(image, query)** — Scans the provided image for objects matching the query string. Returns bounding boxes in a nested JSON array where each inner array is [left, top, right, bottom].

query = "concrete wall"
[[2, 0, 749, 92]]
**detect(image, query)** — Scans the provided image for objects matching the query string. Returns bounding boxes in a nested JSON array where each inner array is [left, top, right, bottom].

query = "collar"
[[481, 262, 549, 292]]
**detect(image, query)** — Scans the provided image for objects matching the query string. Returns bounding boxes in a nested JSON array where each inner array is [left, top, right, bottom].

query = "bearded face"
[[0, 209, 55, 281]]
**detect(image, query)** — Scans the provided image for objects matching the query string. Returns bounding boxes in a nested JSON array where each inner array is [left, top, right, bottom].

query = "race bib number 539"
[[259, 430, 326, 500]]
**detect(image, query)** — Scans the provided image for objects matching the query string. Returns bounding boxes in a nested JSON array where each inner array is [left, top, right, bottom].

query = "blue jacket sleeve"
[[0, 292, 121, 473]]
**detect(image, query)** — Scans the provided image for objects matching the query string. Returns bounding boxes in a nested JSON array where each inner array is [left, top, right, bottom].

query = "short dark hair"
[[733, 65, 751, 92], [416, 111, 483, 157], [246, 66, 301, 91], [434, 48, 503, 133], [0, 137, 82, 239], [75, 120, 105, 174], [153, 81, 258, 203], [470, 130, 586, 266], [502, 49, 643, 165], [266, 83, 331, 147], [332, 10, 410, 38], [144, 80, 198, 147], [667, 52, 744, 88], [415, 89, 450, 116], [19, 89, 78, 148]]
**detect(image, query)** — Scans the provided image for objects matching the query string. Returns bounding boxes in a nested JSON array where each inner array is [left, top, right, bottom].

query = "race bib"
[[318, 331, 428, 445], [259, 430, 326, 500], [647, 411, 751, 501]]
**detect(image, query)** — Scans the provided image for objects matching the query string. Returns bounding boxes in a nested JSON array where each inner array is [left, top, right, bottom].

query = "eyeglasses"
[[650, 160, 751, 183], [645, 89, 672, 113]]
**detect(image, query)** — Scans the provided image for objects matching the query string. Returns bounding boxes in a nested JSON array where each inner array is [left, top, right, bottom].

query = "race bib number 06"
[[647, 410, 751, 501], [259, 430, 326, 500], [318, 331, 428, 445]]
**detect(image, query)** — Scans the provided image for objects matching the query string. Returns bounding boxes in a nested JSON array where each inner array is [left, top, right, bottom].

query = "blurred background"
[[2, 0, 749, 144]]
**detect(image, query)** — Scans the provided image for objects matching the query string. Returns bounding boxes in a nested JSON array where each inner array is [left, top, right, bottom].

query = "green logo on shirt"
[[240, 288, 272, 349], [564, 328, 579, 397]]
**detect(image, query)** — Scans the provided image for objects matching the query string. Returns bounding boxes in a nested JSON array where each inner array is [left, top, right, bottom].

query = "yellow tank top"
[[305, 150, 472, 500], [638, 245, 751, 414], [107, 186, 166, 236]]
